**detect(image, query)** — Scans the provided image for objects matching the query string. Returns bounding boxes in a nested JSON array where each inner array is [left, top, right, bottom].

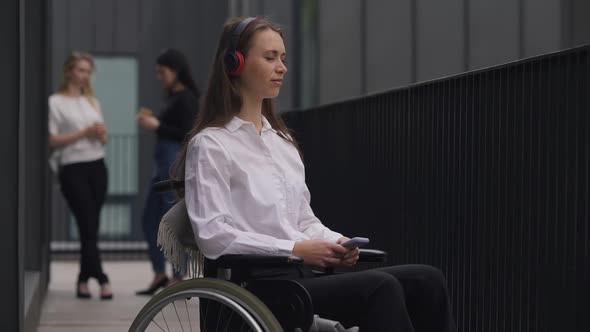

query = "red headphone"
[[224, 17, 256, 76]]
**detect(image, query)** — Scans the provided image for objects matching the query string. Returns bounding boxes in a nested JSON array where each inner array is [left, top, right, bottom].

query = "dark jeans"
[[59, 159, 109, 284], [224, 264, 457, 332], [141, 139, 182, 277]]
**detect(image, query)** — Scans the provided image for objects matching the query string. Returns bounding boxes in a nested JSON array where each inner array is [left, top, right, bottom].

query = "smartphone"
[[340, 237, 370, 249]]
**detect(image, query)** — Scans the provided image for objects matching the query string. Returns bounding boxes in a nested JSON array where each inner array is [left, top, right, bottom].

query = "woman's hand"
[[334, 236, 360, 267], [95, 122, 106, 136], [95, 123, 107, 144], [336, 247, 360, 267], [84, 123, 107, 142], [137, 113, 160, 130], [292, 240, 348, 267], [83, 123, 100, 138]]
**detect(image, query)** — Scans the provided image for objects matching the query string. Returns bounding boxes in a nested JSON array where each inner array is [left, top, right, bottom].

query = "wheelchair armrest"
[[358, 249, 387, 263], [153, 178, 184, 192], [214, 254, 304, 268]]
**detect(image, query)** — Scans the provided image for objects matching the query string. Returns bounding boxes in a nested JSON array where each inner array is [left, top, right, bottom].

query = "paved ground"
[[38, 260, 155, 332]]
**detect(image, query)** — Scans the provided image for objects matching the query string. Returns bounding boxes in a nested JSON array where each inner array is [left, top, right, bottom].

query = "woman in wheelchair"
[[174, 16, 457, 332]]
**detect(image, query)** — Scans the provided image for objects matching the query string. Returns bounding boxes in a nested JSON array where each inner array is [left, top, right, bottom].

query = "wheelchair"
[[129, 179, 387, 332]]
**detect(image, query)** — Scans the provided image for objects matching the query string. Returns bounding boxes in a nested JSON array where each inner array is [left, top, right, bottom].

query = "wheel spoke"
[[214, 302, 223, 331], [150, 318, 166, 332], [161, 309, 170, 331], [184, 298, 193, 332], [202, 298, 210, 332], [224, 309, 235, 331], [172, 301, 185, 332]]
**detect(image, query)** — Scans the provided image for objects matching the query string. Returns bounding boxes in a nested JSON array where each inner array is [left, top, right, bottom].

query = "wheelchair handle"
[[358, 249, 388, 263], [153, 178, 185, 192]]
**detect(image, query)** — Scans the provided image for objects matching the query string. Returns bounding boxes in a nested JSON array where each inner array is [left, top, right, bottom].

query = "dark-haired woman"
[[135, 48, 200, 295]]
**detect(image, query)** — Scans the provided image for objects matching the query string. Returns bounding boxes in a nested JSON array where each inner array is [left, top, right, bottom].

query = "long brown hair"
[[173, 17, 298, 194], [57, 51, 98, 109]]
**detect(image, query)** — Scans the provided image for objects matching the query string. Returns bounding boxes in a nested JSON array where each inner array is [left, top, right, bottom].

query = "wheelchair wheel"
[[129, 278, 283, 332]]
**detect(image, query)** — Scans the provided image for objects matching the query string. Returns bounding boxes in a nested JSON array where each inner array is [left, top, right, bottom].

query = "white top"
[[48, 94, 105, 166], [185, 116, 343, 259]]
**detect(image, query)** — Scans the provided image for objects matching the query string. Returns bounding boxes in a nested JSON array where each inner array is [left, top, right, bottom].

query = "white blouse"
[[185, 116, 343, 259], [48, 94, 105, 166]]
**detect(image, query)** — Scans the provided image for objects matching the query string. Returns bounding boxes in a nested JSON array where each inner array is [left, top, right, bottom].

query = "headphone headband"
[[228, 17, 256, 52]]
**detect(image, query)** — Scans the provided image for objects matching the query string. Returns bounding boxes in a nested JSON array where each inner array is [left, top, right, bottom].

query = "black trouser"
[[298, 265, 457, 332], [59, 159, 109, 284], [218, 263, 457, 332]]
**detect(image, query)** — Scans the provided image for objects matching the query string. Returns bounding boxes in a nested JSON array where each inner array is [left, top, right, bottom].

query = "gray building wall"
[[310, 0, 590, 105], [416, 0, 466, 82], [3, 0, 50, 330], [318, 0, 364, 105], [366, 0, 414, 92], [49, 0, 590, 113], [3, 2, 23, 330], [50, 0, 227, 91], [468, 0, 519, 69], [564, 0, 590, 48], [523, 0, 561, 57]]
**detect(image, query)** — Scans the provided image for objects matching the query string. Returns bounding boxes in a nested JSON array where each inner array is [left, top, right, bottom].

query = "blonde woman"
[[48, 51, 112, 300]]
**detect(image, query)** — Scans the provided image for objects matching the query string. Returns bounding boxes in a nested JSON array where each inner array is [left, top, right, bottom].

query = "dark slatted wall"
[[284, 45, 589, 332]]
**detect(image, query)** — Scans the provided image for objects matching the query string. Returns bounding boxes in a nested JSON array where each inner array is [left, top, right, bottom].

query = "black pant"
[[225, 264, 457, 332], [59, 159, 109, 284], [298, 265, 457, 332]]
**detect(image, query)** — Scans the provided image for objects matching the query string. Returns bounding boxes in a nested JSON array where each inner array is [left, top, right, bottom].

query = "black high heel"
[[135, 276, 169, 296], [100, 282, 113, 300], [76, 282, 91, 299]]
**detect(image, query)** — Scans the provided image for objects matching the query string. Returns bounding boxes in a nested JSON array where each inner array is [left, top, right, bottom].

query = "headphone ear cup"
[[224, 52, 239, 75], [226, 51, 246, 76]]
